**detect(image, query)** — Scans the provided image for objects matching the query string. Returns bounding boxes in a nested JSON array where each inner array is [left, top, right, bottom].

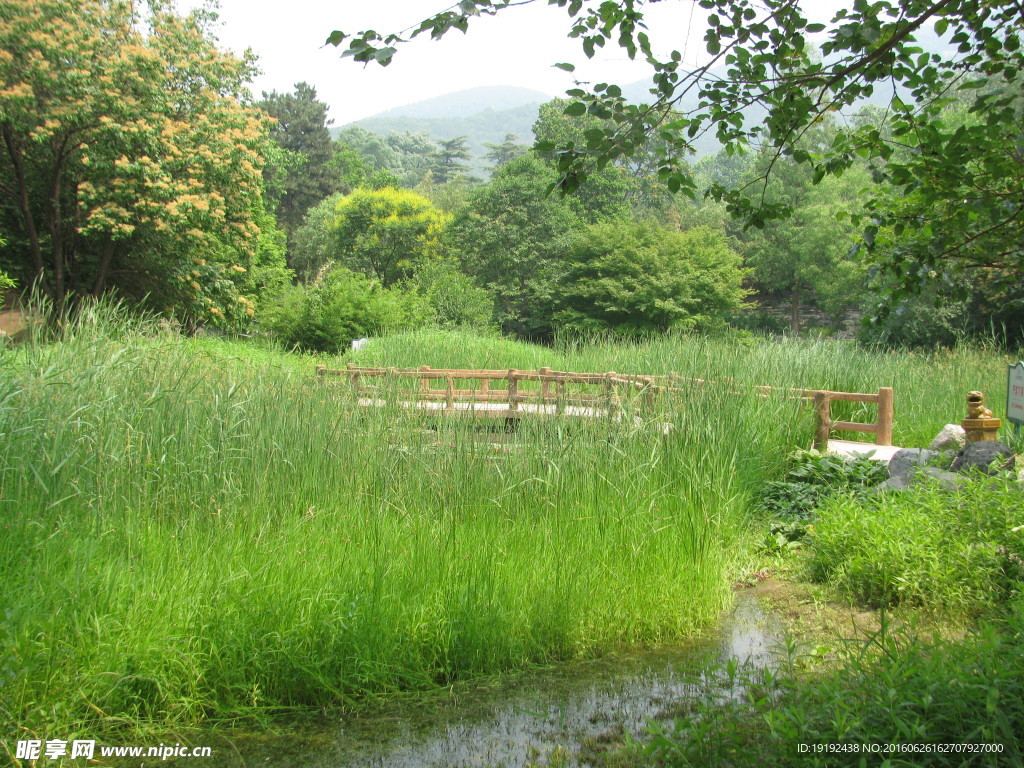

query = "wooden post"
[[876, 386, 894, 446], [540, 367, 552, 402], [813, 391, 832, 450], [316, 365, 325, 377], [556, 378, 565, 414], [606, 371, 618, 416], [420, 365, 430, 396], [642, 377, 656, 414], [344, 362, 360, 396], [508, 369, 519, 412], [445, 375, 455, 409]]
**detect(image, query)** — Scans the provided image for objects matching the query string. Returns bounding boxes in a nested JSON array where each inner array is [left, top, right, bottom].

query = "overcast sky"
[[174, 0, 713, 125]]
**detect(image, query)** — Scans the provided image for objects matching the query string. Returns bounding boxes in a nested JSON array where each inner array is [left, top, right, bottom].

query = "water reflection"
[[161, 592, 781, 768]]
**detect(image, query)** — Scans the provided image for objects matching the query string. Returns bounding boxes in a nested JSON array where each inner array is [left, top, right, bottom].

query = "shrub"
[[411, 258, 495, 330], [261, 265, 432, 353], [754, 451, 887, 553], [806, 478, 1024, 613], [755, 450, 888, 522]]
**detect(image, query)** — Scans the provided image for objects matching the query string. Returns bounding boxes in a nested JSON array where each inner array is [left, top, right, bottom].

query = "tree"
[[447, 154, 583, 338], [483, 133, 528, 169], [290, 193, 344, 283], [326, 140, 368, 195], [258, 82, 338, 238], [533, 99, 638, 221], [729, 129, 871, 335], [330, 187, 449, 286], [431, 136, 472, 184], [553, 221, 748, 336], [336, 126, 435, 187], [0, 0, 279, 327], [329, 1, 1024, 302]]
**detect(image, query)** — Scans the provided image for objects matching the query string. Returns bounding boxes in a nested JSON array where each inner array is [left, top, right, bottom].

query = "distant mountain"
[[366, 85, 552, 120], [333, 70, 912, 181]]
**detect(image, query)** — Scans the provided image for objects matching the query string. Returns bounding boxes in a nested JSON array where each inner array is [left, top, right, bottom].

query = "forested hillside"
[[2, 0, 1022, 349]]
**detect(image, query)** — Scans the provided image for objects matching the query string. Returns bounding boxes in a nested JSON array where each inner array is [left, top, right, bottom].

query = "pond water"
[[162, 591, 782, 768]]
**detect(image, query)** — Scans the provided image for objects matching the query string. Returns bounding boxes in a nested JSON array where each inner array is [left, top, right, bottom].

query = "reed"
[[2, 313, 1017, 742], [0, 311, 788, 742]]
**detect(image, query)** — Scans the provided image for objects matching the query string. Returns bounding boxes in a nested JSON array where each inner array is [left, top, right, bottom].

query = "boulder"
[[918, 466, 971, 491], [950, 441, 1016, 476], [878, 474, 912, 492], [887, 448, 935, 482], [929, 424, 966, 452]]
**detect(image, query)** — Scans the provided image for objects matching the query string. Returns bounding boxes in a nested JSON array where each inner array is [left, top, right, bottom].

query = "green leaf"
[[584, 127, 605, 147], [553, 62, 576, 72], [373, 47, 397, 65], [564, 101, 587, 117], [325, 30, 346, 47]]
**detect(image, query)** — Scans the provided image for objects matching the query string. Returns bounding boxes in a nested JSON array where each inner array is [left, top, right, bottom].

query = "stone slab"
[[826, 439, 902, 462]]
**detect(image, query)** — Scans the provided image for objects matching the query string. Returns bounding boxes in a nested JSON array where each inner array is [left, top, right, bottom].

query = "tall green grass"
[[2, 313, 1018, 742], [0, 307, 800, 742], [351, 328, 1021, 447]]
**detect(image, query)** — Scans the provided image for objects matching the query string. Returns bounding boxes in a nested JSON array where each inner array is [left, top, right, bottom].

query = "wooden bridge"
[[316, 363, 895, 454]]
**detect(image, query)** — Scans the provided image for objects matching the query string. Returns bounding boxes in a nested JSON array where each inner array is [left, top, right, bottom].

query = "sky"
[[173, 0, 713, 125]]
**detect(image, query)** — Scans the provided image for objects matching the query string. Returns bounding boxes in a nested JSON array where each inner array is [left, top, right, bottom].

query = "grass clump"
[[643, 603, 1024, 767], [0, 304, 798, 743], [806, 479, 1024, 613]]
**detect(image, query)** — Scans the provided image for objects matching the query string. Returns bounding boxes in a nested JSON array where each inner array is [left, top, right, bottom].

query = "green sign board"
[[1009, 361, 1024, 428]]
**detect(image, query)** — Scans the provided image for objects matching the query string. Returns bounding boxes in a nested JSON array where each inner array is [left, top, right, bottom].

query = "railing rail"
[[316, 364, 895, 446]]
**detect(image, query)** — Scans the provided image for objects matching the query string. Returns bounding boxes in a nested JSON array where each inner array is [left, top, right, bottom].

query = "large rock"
[[950, 441, 1016, 476], [929, 424, 966, 452], [918, 466, 971, 491], [887, 448, 935, 482]]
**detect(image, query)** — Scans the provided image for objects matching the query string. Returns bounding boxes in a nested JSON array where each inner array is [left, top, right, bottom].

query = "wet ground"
[[151, 592, 783, 768]]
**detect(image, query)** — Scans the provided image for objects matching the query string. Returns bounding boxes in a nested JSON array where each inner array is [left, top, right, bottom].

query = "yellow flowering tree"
[[331, 187, 449, 287], [0, 0, 282, 327]]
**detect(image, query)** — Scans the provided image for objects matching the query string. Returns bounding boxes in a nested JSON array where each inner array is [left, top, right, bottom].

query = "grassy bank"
[[2, 312, 1019, 748], [629, 452, 1024, 767], [1, 312, 795, 744]]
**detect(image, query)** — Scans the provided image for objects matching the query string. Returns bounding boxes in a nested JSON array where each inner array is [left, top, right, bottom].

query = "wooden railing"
[[810, 387, 895, 449], [316, 364, 895, 446], [316, 364, 660, 417]]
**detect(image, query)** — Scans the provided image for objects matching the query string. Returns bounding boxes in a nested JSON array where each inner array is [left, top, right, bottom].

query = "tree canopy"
[[329, 0, 1024, 302], [448, 154, 582, 338], [258, 82, 338, 239], [553, 221, 748, 335], [330, 187, 449, 286], [1, 0, 282, 326]]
